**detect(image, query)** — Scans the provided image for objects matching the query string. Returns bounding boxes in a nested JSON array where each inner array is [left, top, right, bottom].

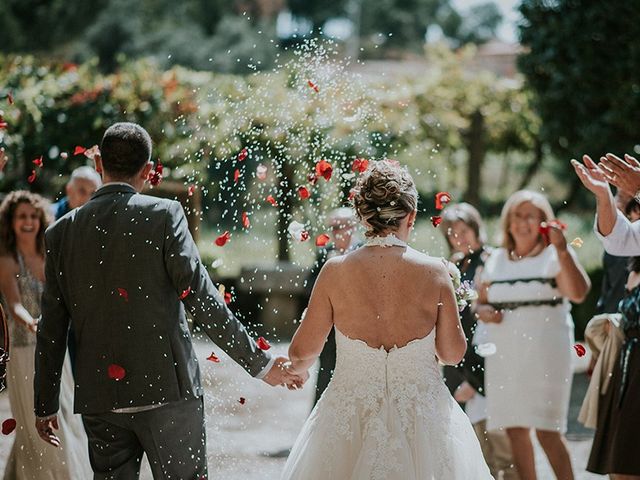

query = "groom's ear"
[[140, 161, 153, 181]]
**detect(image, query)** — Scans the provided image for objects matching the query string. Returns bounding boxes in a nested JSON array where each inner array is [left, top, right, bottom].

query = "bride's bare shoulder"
[[405, 248, 449, 276]]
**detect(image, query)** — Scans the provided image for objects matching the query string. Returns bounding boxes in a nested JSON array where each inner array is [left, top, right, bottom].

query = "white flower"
[[288, 221, 308, 242], [443, 259, 461, 289]]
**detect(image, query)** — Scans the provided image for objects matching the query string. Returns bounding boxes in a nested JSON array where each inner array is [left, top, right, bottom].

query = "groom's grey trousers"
[[82, 397, 206, 480]]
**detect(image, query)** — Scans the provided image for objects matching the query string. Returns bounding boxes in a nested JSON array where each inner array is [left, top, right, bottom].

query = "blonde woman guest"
[[441, 203, 519, 480], [476, 190, 590, 480], [0, 191, 91, 479]]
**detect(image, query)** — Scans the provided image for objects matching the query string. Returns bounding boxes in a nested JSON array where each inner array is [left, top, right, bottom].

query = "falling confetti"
[[307, 80, 320, 93], [188, 185, 196, 196], [266, 195, 278, 207], [315, 233, 331, 247], [238, 397, 246, 405], [148, 161, 163, 186], [351, 158, 369, 173], [60, 152, 68, 160], [431, 216, 442, 227], [27, 170, 37, 183], [1, 418, 16, 435], [241, 212, 250, 229], [237, 148, 248, 162], [256, 336, 271, 350], [288, 221, 308, 242], [570, 237, 584, 248], [215, 231, 231, 247], [224, 292, 232, 304], [298, 186, 311, 200], [83, 145, 101, 160], [0, 117, 7, 129], [107, 364, 126, 381], [573, 344, 586, 357], [206, 352, 221, 363], [179, 287, 192, 300], [117, 288, 129, 302], [475, 343, 497, 357], [435, 192, 452, 210], [315, 160, 333, 181], [32, 156, 43, 168], [73, 146, 87, 156]]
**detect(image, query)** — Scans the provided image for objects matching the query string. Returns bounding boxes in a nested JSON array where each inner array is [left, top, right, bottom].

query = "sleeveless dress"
[[281, 327, 493, 479], [3, 254, 91, 480], [481, 246, 575, 433]]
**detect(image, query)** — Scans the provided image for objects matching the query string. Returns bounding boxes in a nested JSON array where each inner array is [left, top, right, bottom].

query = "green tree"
[[518, 0, 640, 203]]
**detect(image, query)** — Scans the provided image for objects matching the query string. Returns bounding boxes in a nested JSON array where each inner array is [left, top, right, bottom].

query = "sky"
[[452, 0, 521, 42]]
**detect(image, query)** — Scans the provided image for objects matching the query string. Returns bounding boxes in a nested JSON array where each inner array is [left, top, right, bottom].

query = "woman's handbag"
[[0, 304, 9, 393]]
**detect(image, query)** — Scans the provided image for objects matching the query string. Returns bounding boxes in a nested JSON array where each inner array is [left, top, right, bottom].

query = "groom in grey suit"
[[34, 122, 301, 479]]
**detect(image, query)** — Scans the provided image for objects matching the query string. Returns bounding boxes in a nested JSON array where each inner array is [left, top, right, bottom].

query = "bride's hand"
[[263, 356, 308, 389]]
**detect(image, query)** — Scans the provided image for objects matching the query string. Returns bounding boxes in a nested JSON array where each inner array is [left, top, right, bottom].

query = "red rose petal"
[[27, 170, 37, 183], [307, 173, 318, 185], [206, 352, 220, 363], [298, 186, 310, 200], [60, 152, 68, 160], [237, 148, 248, 162], [0, 121, 7, 129], [238, 397, 246, 405], [73, 146, 87, 156], [431, 216, 442, 227], [224, 292, 232, 304], [300, 230, 310, 242], [307, 80, 319, 93], [315, 233, 331, 247], [573, 344, 586, 357], [179, 287, 191, 300], [315, 160, 332, 181], [2, 418, 16, 435], [256, 336, 271, 350], [352, 158, 369, 173], [266, 195, 277, 207], [32, 156, 43, 168], [215, 231, 231, 247], [188, 185, 195, 196], [107, 364, 126, 381], [117, 288, 129, 302], [435, 192, 452, 210], [147, 161, 163, 186], [234, 169, 240, 183], [347, 189, 356, 201], [241, 212, 250, 229]]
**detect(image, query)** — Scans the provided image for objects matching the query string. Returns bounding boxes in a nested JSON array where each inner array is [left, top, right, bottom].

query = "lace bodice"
[[7, 254, 43, 347]]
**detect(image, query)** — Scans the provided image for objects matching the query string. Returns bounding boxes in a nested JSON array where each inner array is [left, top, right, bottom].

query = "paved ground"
[[0, 339, 603, 479]]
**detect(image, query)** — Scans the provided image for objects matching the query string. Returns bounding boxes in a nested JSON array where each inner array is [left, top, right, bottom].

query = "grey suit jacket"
[[35, 183, 271, 416]]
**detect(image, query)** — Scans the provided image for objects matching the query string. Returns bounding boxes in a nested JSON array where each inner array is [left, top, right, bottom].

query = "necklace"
[[364, 234, 408, 248]]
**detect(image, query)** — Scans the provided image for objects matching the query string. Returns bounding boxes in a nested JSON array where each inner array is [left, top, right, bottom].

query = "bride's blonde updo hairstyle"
[[352, 160, 418, 237]]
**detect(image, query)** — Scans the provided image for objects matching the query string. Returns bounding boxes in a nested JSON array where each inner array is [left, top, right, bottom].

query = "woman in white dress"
[[476, 190, 590, 480], [0, 191, 91, 479], [282, 161, 493, 479]]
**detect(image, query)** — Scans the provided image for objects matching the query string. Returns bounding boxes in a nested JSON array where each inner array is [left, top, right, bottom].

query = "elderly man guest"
[[52, 166, 102, 220]]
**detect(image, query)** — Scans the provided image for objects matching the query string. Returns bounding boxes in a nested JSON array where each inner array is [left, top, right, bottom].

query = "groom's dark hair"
[[100, 122, 152, 179]]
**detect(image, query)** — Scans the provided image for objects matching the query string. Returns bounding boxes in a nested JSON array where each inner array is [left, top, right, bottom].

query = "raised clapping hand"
[[571, 155, 612, 198], [262, 356, 309, 390], [598, 153, 640, 198]]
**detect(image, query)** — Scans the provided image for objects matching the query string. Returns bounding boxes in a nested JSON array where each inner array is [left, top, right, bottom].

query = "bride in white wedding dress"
[[282, 160, 493, 479]]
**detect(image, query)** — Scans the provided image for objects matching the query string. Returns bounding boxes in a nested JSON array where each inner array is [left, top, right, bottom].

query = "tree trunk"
[[464, 109, 485, 207], [518, 138, 544, 190], [277, 161, 295, 262]]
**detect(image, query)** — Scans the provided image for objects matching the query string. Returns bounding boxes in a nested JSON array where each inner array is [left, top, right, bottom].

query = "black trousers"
[[82, 397, 207, 480]]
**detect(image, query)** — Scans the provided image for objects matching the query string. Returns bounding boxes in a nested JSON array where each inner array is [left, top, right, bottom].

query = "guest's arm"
[[288, 259, 335, 375], [548, 227, 591, 303], [0, 257, 38, 333]]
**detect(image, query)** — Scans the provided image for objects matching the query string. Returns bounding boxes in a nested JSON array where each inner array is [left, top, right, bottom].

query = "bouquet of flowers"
[[444, 260, 478, 312]]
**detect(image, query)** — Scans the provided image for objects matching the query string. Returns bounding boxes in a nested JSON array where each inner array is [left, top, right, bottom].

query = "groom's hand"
[[35, 415, 61, 447], [262, 356, 307, 389]]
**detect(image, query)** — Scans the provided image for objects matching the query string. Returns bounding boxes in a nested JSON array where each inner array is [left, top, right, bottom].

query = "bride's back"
[[327, 244, 447, 350]]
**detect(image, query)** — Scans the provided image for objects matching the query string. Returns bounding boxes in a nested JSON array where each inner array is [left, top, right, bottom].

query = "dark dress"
[[595, 252, 628, 314], [443, 247, 489, 397], [587, 284, 640, 475]]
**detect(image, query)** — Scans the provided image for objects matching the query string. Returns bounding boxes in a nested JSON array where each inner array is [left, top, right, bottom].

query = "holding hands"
[[262, 356, 309, 390]]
